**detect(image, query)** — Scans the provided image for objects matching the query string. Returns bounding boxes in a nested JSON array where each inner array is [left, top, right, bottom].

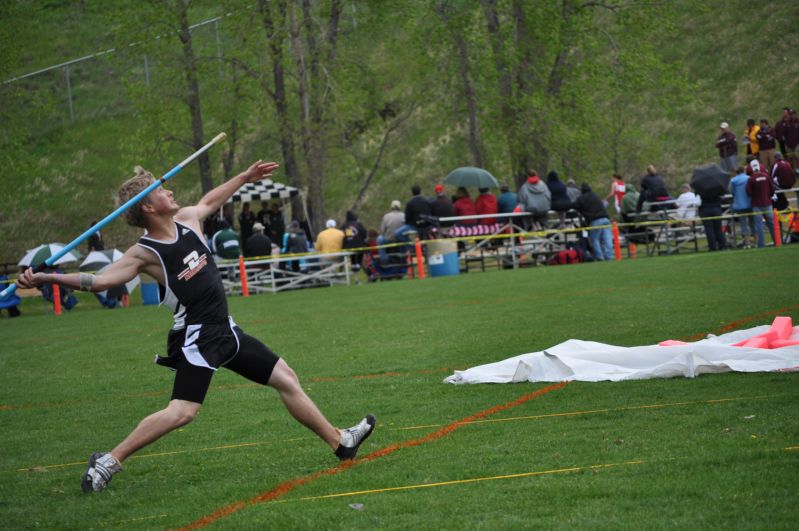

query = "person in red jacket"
[[745, 160, 776, 248], [474, 187, 498, 225], [453, 187, 477, 225]]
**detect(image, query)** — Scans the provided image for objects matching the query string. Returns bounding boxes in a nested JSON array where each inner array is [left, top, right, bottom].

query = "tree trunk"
[[291, 0, 341, 234], [481, 0, 522, 183], [438, 2, 484, 168], [260, 0, 303, 219], [174, 0, 212, 193]]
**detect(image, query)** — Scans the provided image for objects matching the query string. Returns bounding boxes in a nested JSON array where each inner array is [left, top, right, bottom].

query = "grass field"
[[1, 247, 798, 529]]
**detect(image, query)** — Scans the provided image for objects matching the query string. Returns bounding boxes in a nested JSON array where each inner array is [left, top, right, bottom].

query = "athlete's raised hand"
[[242, 160, 280, 183]]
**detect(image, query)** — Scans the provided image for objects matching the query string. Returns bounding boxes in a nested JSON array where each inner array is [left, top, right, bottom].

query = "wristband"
[[79, 273, 95, 291]]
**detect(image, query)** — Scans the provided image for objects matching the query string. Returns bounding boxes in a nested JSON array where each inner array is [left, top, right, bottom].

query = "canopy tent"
[[225, 180, 314, 236], [226, 180, 300, 203], [444, 323, 799, 384]]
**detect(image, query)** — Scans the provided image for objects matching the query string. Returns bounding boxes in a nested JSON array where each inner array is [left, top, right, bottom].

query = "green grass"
[[1, 247, 798, 528]]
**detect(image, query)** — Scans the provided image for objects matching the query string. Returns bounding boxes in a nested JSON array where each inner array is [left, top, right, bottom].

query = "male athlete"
[[18, 160, 375, 492]]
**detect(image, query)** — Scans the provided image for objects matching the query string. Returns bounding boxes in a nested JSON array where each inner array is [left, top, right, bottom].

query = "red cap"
[[435, 184, 444, 194]]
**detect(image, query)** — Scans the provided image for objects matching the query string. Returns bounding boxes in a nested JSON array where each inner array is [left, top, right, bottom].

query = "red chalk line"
[[178, 381, 569, 530]]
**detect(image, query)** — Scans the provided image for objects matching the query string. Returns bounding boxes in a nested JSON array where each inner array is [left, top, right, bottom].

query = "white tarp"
[[444, 325, 799, 384]]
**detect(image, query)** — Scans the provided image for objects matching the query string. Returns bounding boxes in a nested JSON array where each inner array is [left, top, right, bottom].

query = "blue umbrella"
[[444, 167, 499, 188]]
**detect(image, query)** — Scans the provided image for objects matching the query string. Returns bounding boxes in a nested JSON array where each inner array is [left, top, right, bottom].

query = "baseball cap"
[[434, 184, 444, 194]]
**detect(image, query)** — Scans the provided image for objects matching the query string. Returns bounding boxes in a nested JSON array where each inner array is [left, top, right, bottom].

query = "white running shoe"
[[81, 452, 122, 493], [335, 414, 376, 460]]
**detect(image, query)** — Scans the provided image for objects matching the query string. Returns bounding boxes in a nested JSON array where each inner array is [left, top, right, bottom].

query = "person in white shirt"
[[675, 183, 701, 221]]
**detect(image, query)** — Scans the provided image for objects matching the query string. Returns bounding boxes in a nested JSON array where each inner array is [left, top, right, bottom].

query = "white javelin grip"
[[0, 132, 227, 298]]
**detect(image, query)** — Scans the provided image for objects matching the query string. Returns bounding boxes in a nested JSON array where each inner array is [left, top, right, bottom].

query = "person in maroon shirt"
[[774, 107, 791, 156], [745, 160, 776, 247], [756, 118, 777, 171], [771, 152, 798, 210], [716, 122, 738, 173], [784, 109, 799, 169]]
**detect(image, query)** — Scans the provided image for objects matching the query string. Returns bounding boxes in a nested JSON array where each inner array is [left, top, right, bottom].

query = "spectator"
[[745, 160, 776, 248], [475, 187, 498, 225], [620, 185, 640, 224], [757, 118, 777, 171], [221, 203, 236, 229], [497, 183, 518, 214], [786, 108, 799, 169], [775, 107, 791, 156], [675, 183, 701, 221], [268, 203, 286, 244], [605, 174, 627, 215], [87, 221, 104, 252], [315, 219, 345, 254], [716, 122, 738, 174], [636, 165, 671, 212], [238, 202, 256, 244], [202, 214, 223, 242], [377, 200, 405, 264], [546, 171, 571, 227], [695, 178, 727, 252], [452, 187, 477, 225], [430, 184, 455, 224], [282, 220, 310, 272], [244, 222, 273, 258], [573, 183, 614, 261], [743, 118, 760, 160], [255, 201, 271, 230], [729, 165, 755, 249], [771, 152, 797, 211], [341, 210, 367, 270], [566, 179, 582, 203], [211, 221, 241, 259], [395, 185, 433, 241], [517, 170, 551, 230]]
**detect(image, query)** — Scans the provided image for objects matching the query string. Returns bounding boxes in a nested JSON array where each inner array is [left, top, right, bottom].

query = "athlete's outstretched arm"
[[16, 247, 150, 293], [180, 161, 280, 225]]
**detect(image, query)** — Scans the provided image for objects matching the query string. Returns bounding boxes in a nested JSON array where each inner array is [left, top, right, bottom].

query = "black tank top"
[[138, 221, 228, 327]]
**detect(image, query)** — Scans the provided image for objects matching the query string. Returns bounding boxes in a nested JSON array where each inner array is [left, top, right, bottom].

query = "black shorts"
[[164, 320, 280, 404]]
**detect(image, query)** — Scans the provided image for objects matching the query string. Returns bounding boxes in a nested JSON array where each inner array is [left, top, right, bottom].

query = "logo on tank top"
[[177, 250, 208, 281]]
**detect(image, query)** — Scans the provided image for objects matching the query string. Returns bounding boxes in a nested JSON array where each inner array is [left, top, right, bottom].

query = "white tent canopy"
[[444, 325, 799, 384], [226, 180, 299, 203]]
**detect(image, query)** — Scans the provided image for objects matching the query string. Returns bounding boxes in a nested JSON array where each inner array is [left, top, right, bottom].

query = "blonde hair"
[[646, 164, 657, 175], [116, 166, 155, 228]]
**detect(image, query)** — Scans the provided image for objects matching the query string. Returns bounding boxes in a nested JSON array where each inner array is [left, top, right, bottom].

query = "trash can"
[[427, 240, 460, 277], [141, 282, 160, 305]]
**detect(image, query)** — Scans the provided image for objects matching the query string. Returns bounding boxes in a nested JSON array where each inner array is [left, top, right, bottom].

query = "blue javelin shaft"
[[1, 132, 226, 298]]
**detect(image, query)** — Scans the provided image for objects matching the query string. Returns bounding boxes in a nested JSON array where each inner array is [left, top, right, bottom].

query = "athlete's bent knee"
[[167, 400, 201, 427], [268, 359, 301, 391]]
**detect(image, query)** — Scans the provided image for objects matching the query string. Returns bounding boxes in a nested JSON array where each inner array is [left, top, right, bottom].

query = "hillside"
[[0, 0, 797, 265]]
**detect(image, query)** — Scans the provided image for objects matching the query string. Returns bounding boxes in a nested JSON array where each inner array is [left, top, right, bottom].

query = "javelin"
[[1, 132, 227, 298]]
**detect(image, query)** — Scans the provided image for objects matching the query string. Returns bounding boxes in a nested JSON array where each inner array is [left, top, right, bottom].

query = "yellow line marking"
[[16, 437, 309, 472], [283, 461, 646, 503], [110, 514, 169, 525], [17, 394, 782, 472], [396, 395, 779, 431]]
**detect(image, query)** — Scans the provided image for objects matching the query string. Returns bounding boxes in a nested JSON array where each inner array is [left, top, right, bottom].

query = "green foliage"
[[0, 0, 797, 262], [1, 247, 798, 527]]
